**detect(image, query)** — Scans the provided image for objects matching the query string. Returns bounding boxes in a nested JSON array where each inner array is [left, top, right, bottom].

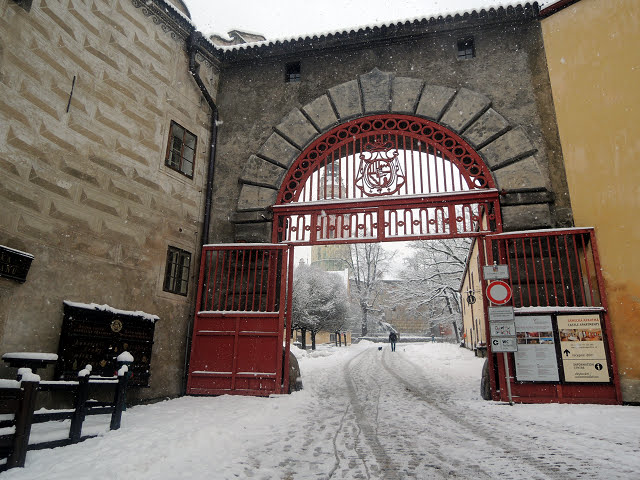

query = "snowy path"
[[2, 342, 639, 479]]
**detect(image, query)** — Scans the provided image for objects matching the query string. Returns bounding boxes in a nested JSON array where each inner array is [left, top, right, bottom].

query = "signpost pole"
[[485, 273, 516, 406], [503, 352, 513, 406]]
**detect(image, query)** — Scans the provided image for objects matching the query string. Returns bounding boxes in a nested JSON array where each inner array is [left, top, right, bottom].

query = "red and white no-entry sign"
[[486, 280, 512, 305]]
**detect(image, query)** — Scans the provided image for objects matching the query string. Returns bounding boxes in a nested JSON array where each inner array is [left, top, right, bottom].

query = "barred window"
[[285, 62, 301, 83], [165, 121, 196, 178], [163, 246, 191, 296], [457, 37, 475, 60]]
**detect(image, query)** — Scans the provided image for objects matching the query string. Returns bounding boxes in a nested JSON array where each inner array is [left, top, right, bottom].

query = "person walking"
[[389, 331, 398, 352]]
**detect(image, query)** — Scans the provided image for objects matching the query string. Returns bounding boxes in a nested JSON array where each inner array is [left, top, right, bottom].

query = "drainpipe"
[[183, 31, 219, 394], [187, 31, 218, 247]]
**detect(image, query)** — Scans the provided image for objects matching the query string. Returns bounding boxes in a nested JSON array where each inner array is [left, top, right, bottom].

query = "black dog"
[[378, 346, 383, 351]]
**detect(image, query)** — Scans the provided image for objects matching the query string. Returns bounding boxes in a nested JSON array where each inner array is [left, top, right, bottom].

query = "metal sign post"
[[503, 353, 514, 406], [485, 266, 515, 405]]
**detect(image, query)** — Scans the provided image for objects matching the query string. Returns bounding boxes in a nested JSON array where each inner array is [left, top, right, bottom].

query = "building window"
[[163, 246, 191, 296], [285, 62, 301, 83], [165, 121, 196, 178], [457, 37, 475, 60]]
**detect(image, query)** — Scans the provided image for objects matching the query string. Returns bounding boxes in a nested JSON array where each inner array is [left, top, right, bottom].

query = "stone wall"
[[0, 0, 218, 401], [210, 15, 570, 243]]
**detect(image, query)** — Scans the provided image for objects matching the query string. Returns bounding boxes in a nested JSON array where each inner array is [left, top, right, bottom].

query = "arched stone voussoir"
[[480, 126, 537, 170], [462, 108, 510, 149], [239, 155, 287, 187], [275, 108, 320, 150], [257, 132, 301, 169], [440, 88, 491, 133], [416, 84, 457, 121], [237, 184, 278, 211], [328, 79, 362, 120], [391, 76, 425, 115], [302, 95, 338, 131], [493, 154, 551, 192], [359, 68, 393, 114]]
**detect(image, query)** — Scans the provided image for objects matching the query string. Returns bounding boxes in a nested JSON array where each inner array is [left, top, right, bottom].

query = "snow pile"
[[116, 351, 134, 363]]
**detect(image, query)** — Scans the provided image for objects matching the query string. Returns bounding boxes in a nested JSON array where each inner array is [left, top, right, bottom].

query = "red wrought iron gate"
[[186, 244, 293, 396], [482, 228, 622, 404], [186, 113, 621, 404]]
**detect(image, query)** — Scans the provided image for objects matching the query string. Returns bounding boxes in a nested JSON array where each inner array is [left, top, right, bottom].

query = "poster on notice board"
[[558, 314, 609, 382], [514, 315, 559, 382]]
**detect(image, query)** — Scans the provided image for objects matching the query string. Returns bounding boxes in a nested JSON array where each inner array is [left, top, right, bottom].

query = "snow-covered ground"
[[2, 342, 639, 479]]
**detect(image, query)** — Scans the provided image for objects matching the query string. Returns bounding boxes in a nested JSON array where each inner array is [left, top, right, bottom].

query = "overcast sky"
[[183, 0, 553, 40]]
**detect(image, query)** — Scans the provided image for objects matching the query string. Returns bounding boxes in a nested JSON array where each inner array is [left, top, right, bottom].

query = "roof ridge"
[[213, 2, 539, 52]]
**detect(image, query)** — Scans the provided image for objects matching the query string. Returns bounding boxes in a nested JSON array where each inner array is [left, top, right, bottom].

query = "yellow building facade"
[[460, 239, 487, 355], [541, 0, 640, 402]]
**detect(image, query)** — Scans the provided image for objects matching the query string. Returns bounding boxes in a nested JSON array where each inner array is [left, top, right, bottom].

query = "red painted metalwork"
[[187, 244, 292, 396], [277, 115, 495, 206], [273, 115, 501, 245], [354, 138, 406, 196], [486, 228, 622, 404], [273, 191, 501, 245], [188, 114, 620, 405]]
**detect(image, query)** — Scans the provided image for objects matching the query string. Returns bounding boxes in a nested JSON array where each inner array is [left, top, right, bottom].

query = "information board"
[[55, 301, 157, 386], [558, 314, 609, 383], [514, 315, 559, 382], [483, 264, 509, 280]]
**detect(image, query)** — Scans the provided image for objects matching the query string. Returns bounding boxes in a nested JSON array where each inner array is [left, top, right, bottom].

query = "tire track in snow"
[[342, 347, 472, 479], [342, 347, 401, 479], [381, 350, 593, 479]]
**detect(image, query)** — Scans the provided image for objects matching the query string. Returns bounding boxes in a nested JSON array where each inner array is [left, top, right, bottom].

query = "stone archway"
[[231, 68, 551, 242]]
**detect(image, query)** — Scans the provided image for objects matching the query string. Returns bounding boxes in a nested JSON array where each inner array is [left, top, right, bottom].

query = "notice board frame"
[[55, 301, 158, 387]]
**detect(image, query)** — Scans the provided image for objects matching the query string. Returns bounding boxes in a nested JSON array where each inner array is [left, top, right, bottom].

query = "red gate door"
[[483, 228, 622, 404], [187, 244, 293, 396]]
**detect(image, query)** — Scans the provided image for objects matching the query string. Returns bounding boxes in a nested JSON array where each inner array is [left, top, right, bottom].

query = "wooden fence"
[[0, 365, 130, 472]]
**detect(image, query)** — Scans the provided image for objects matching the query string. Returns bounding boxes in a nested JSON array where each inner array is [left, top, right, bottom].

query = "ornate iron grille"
[[489, 229, 604, 309], [273, 192, 500, 245], [273, 115, 500, 245], [277, 115, 494, 205], [198, 246, 285, 312]]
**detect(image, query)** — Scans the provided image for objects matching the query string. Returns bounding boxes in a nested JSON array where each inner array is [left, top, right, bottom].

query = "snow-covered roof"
[[159, 0, 193, 24], [2, 352, 58, 361], [217, 2, 540, 53], [63, 300, 159, 322]]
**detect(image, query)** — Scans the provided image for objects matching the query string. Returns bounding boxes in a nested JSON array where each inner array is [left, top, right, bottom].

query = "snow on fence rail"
[[0, 358, 132, 472]]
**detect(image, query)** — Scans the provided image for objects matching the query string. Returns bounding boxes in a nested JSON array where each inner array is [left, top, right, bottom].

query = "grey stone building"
[[1, 0, 572, 402]]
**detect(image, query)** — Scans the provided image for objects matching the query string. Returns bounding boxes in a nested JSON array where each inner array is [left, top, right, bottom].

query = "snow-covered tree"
[[396, 238, 471, 341], [292, 262, 349, 349], [344, 243, 394, 336]]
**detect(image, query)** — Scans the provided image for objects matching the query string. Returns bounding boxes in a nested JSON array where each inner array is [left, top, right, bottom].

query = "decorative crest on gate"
[[355, 138, 406, 196]]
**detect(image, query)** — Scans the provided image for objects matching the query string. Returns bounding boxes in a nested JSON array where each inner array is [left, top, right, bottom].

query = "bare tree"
[[396, 238, 471, 341], [292, 262, 349, 350], [344, 243, 394, 336]]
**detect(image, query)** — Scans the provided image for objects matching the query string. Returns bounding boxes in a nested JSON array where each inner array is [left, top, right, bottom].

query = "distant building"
[[209, 30, 267, 47]]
